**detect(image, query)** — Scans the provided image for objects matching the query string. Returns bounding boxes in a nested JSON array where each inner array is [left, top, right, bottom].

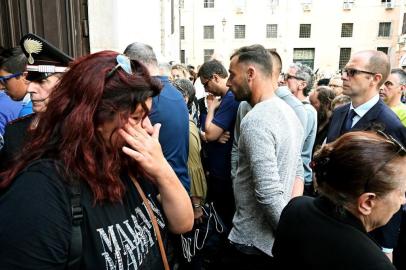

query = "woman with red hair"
[[0, 51, 193, 269]]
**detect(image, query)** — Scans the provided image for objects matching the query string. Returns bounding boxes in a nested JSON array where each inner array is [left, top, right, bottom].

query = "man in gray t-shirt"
[[224, 45, 303, 268]]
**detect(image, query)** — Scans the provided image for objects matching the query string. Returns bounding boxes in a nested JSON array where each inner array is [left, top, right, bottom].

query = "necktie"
[[342, 109, 357, 133]]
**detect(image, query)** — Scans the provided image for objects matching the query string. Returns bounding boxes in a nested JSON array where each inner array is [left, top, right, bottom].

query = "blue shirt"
[[202, 90, 240, 179], [19, 94, 33, 117], [150, 76, 190, 191], [0, 91, 22, 135]]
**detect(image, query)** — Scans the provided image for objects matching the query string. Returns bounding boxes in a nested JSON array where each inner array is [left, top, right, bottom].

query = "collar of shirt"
[[22, 93, 31, 105], [350, 94, 379, 119]]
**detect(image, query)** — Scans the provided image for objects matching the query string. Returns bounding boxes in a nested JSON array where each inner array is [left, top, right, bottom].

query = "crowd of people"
[[0, 33, 406, 270]]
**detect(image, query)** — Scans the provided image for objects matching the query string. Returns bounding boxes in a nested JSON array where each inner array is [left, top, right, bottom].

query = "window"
[[299, 24, 311, 38], [377, 47, 389, 54], [204, 49, 214, 62], [180, 26, 185, 40], [235, 25, 246, 39], [204, 25, 214, 39], [180, 50, 185, 63], [293, 48, 315, 69], [266, 24, 278, 38], [378, 22, 391, 37], [339, 48, 351, 70], [234, 0, 246, 8], [269, 0, 279, 6], [341, 23, 353, 37], [402, 13, 406, 34], [204, 0, 214, 8]]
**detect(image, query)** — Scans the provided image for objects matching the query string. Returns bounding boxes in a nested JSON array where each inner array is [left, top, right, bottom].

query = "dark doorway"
[[0, 0, 89, 58]]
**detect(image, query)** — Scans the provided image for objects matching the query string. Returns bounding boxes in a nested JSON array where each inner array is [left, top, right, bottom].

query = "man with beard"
[[224, 45, 303, 268]]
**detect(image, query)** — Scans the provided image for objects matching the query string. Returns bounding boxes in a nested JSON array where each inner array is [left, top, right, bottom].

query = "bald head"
[[355, 50, 390, 88]]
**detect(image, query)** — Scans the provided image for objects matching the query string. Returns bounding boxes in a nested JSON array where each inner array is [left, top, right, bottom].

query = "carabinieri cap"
[[20, 33, 73, 82]]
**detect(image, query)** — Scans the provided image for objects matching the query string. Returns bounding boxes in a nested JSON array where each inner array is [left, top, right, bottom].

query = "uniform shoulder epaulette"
[[8, 113, 35, 125]]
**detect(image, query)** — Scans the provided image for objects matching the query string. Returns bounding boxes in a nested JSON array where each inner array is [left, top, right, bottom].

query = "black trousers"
[[205, 174, 235, 230], [217, 242, 276, 270]]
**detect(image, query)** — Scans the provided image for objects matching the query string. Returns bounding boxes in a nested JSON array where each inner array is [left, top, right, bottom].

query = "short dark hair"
[[269, 50, 282, 74], [317, 78, 330, 86], [0, 46, 27, 73], [197, 59, 228, 79], [313, 131, 406, 206], [230, 44, 273, 76]]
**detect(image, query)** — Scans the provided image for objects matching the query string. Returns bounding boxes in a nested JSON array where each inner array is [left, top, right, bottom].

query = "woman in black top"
[[0, 51, 193, 269], [273, 131, 406, 270]]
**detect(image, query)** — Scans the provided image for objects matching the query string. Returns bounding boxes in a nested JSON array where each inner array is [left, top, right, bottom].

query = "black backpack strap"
[[67, 175, 83, 270]]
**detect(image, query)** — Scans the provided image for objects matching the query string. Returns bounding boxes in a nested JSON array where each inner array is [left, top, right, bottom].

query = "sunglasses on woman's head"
[[106, 55, 132, 79]]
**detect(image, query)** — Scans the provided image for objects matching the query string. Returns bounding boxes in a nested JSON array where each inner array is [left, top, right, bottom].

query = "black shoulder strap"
[[67, 179, 83, 270]]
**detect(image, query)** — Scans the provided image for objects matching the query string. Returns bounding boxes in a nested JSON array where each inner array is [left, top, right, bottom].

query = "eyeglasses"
[[0, 72, 23, 84], [202, 76, 213, 89], [284, 73, 305, 81], [364, 130, 406, 192], [340, 68, 376, 78], [106, 55, 132, 79]]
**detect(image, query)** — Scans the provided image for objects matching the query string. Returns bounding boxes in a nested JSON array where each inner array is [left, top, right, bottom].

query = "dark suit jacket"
[[326, 99, 406, 144], [326, 99, 406, 250]]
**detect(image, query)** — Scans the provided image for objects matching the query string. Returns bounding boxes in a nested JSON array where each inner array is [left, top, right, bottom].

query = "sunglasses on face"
[[284, 73, 305, 81], [340, 68, 376, 78], [0, 72, 23, 84], [364, 130, 406, 192], [106, 55, 132, 79], [202, 76, 213, 88]]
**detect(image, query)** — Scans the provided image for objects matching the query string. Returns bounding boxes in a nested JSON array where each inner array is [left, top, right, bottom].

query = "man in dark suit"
[[326, 50, 406, 262]]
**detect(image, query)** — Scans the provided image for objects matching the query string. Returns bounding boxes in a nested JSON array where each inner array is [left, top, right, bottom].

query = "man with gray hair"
[[379, 68, 406, 126], [225, 44, 303, 267], [124, 42, 190, 191], [285, 62, 317, 195]]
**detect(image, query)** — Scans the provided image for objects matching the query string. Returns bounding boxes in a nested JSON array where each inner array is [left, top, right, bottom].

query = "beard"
[[233, 78, 252, 102]]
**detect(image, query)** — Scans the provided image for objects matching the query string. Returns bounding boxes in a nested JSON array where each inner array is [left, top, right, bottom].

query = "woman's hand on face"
[[119, 118, 170, 182]]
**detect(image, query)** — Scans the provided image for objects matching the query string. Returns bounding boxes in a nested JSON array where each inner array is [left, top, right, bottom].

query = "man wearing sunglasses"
[[285, 62, 317, 196], [326, 50, 406, 263], [0, 47, 32, 135]]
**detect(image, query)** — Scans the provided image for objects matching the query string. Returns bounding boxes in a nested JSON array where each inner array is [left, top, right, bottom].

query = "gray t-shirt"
[[229, 96, 304, 256]]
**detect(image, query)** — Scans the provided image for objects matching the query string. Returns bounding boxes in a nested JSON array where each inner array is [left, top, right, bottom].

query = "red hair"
[[1, 50, 162, 202]]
